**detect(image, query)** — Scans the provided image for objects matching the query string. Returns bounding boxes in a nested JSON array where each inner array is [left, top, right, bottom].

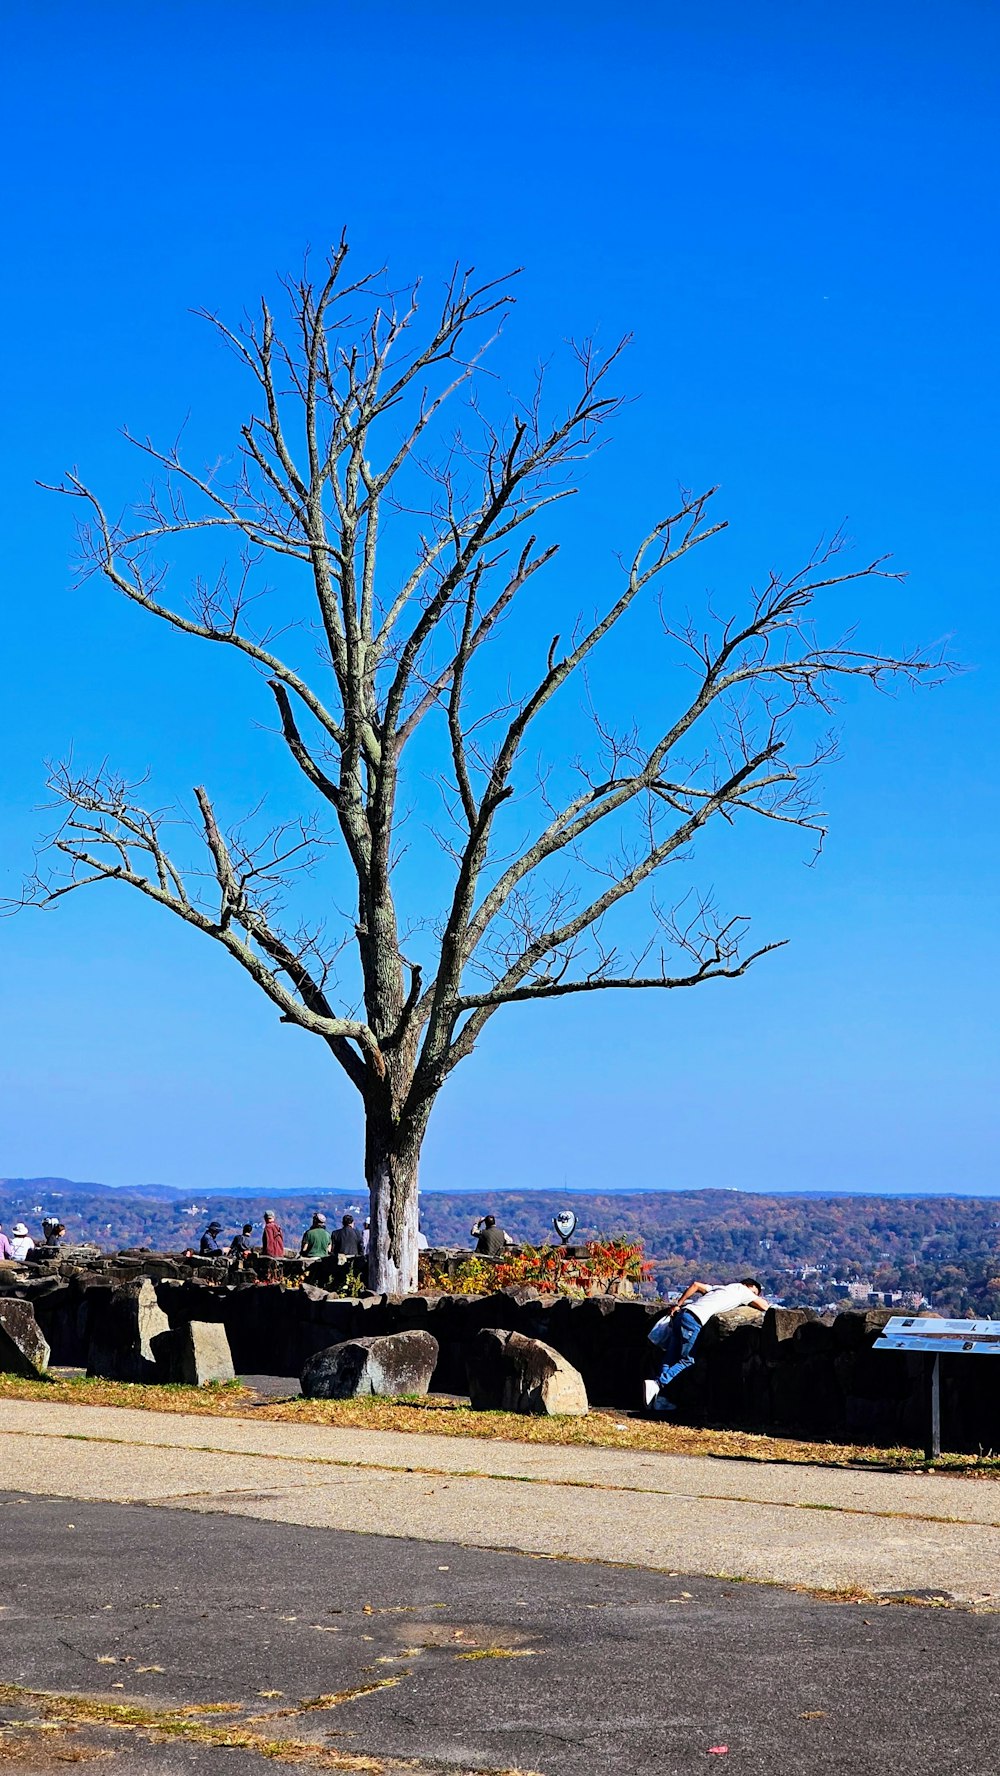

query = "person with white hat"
[[10, 1223, 34, 1262]]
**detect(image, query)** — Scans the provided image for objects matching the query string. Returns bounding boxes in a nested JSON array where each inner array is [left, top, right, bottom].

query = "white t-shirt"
[[11, 1236, 34, 1262], [687, 1283, 757, 1326]]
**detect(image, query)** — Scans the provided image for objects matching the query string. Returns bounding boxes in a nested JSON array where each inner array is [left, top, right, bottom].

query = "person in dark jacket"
[[332, 1214, 363, 1260], [199, 1220, 225, 1256], [331, 1213, 364, 1287], [470, 1214, 512, 1258], [229, 1223, 254, 1258]]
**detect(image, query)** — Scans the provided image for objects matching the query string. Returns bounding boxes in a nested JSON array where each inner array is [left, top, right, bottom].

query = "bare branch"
[[32, 237, 946, 1293]]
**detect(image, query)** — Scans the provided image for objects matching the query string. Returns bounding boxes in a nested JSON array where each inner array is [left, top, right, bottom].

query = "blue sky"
[[0, 0, 997, 1198]]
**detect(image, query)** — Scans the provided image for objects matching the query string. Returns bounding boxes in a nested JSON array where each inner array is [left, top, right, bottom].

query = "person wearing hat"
[[199, 1219, 225, 1257], [10, 1223, 34, 1262], [261, 1210, 285, 1259], [300, 1212, 330, 1259]]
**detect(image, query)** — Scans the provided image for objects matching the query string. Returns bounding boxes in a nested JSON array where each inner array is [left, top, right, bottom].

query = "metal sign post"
[[925, 1353, 941, 1462], [874, 1316, 1000, 1461]]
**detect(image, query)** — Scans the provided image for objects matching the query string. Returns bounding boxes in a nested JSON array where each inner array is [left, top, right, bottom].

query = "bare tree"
[[28, 239, 938, 1291]]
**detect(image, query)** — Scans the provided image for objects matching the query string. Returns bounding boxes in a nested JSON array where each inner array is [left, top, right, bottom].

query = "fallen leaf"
[[96, 1657, 117, 1666], [707, 1748, 728, 1757], [137, 1665, 164, 1675], [800, 1710, 827, 1720], [257, 1690, 283, 1699]]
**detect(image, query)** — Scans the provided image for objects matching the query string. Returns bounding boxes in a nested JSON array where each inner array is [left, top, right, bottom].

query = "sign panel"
[[874, 1315, 1000, 1357]]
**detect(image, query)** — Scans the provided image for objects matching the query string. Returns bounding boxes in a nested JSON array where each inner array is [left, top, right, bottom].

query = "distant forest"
[[3, 1181, 1000, 1315]]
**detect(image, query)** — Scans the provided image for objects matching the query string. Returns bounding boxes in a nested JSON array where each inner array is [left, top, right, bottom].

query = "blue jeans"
[[657, 1308, 702, 1394]]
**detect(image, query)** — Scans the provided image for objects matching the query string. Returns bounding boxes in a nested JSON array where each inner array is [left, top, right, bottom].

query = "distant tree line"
[[3, 1184, 999, 1315]]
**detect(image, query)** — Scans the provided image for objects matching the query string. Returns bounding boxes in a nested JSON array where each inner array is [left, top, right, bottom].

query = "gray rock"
[[832, 1307, 896, 1349], [0, 1299, 50, 1378], [175, 1320, 236, 1386], [702, 1305, 766, 1343], [87, 1279, 172, 1382], [466, 1328, 589, 1416], [760, 1307, 816, 1356], [496, 1285, 545, 1309], [301, 1330, 438, 1400]]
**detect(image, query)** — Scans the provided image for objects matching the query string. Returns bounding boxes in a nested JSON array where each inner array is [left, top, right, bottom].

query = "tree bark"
[[365, 1110, 425, 1295]]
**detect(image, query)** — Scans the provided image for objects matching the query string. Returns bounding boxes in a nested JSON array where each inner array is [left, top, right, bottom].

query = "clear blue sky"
[[1, 0, 997, 1197]]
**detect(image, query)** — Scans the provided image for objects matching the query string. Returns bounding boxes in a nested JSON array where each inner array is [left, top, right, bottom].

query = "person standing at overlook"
[[10, 1224, 35, 1262], [331, 1214, 363, 1261], [228, 1223, 255, 1259], [261, 1211, 285, 1259], [470, 1214, 513, 1258], [300, 1213, 331, 1258]]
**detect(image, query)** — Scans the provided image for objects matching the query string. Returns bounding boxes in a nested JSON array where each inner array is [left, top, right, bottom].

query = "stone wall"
[[1, 1254, 998, 1452]]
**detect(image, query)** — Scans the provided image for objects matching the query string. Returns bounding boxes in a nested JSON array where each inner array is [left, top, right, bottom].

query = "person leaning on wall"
[[645, 1277, 768, 1415]]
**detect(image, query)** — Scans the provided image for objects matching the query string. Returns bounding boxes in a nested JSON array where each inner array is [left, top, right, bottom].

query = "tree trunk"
[[365, 1111, 425, 1295]]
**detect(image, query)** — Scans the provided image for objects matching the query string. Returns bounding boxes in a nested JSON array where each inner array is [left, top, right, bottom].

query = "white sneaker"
[[643, 1379, 660, 1408]]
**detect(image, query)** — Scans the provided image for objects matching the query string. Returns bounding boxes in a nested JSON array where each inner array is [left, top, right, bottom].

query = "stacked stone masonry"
[[0, 1253, 997, 1449]]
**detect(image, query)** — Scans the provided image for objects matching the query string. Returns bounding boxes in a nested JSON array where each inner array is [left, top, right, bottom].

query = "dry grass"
[[0, 1685, 541, 1774], [0, 1725, 109, 1765], [0, 1372, 996, 1475]]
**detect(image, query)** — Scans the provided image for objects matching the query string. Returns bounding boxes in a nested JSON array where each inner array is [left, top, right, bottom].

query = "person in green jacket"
[[300, 1213, 331, 1259]]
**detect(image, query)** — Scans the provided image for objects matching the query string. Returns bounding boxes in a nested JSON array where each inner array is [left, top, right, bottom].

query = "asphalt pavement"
[[2, 1490, 999, 1776]]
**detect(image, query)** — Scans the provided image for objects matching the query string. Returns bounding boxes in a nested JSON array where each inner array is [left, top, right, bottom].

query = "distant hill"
[[3, 1179, 999, 1315], [0, 1177, 184, 1204]]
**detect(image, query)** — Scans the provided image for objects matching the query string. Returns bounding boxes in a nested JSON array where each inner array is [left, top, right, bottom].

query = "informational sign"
[[874, 1315, 1000, 1459]]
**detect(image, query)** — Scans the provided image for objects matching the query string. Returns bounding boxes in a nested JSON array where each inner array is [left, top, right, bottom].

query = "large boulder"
[[174, 1320, 236, 1386], [87, 1279, 171, 1383], [0, 1300, 50, 1379], [466, 1328, 589, 1417], [301, 1331, 438, 1400]]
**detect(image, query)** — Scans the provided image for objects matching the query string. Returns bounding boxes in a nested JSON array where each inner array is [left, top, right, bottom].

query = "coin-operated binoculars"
[[552, 1209, 577, 1246]]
